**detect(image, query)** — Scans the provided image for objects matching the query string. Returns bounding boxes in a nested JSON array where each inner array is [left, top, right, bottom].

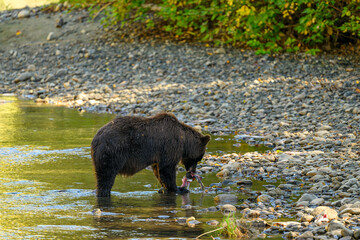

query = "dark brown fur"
[[91, 112, 210, 197]]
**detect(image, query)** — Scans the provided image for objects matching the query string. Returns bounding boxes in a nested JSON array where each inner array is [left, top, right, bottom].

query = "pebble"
[[241, 208, 260, 218], [220, 204, 237, 215], [206, 220, 219, 226], [17, 9, 30, 18], [55, 16, 64, 28], [311, 206, 338, 220], [47, 32, 55, 41], [296, 231, 313, 239], [214, 194, 238, 204], [257, 194, 272, 203], [92, 208, 101, 216], [27, 64, 36, 71], [354, 229, 360, 239], [186, 216, 201, 227], [13, 72, 32, 83], [310, 197, 325, 206]]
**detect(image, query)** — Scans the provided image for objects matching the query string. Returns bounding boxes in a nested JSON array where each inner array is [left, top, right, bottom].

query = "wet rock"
[[237, 179, 253, 186], [251, 218, 270, 228], [207, 206, 218, 212], [214, 194, 238, 204], [92, 208, 101, 216], [181, 204, 193, 210], [176, 217, 187, 224], [186, 216, 201, 227], [209, 183, 222, 188], [241, 208, 260, 218], [207, 220, 219, 226], [221, 204, 237, 215]]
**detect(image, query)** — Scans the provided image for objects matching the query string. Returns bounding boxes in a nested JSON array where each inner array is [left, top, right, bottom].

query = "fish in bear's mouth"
[[181, 171, 204, 190]]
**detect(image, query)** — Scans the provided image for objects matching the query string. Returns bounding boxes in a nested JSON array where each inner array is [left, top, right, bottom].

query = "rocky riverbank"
[[191, 150, 360, 239], [1, 5, 360, 240]]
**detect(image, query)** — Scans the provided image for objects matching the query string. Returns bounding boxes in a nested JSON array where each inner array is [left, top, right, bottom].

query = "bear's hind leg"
[[152, 163, 161, 182]]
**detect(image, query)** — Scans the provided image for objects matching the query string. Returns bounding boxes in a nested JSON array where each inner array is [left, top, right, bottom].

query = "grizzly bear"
[[91, 112, 210, 197]]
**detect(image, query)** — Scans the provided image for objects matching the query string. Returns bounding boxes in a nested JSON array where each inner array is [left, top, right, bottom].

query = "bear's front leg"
[[158, 165, 179, 193], [95, 171, 117, 197]]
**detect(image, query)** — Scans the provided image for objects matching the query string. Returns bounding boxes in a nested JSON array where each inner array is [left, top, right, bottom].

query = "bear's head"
[[182, 134, 210, 174]]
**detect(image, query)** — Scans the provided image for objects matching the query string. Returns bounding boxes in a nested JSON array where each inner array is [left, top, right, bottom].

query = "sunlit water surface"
[[0, 95, 270, 239], [0, 0, 56, 10]]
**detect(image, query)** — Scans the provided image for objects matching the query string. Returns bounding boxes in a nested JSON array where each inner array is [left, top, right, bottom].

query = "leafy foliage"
[[62, 0, 360, 54]]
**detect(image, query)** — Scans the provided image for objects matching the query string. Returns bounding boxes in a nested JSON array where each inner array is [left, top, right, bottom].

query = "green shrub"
[[62, 0, 360, 54]]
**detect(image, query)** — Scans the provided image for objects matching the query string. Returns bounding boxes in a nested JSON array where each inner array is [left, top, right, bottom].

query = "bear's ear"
[[202, 135, 211, 145]]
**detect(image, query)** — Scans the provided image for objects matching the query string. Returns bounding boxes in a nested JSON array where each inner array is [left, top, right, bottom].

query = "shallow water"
[[0, 95, 271, 239]]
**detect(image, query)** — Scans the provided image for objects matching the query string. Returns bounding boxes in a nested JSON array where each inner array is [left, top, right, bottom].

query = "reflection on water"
[[0, 96, 271, 239], [0, 0, 56, 10]]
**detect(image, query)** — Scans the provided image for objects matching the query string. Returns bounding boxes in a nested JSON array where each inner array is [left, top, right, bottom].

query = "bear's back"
[[109, 113, 179, 132]]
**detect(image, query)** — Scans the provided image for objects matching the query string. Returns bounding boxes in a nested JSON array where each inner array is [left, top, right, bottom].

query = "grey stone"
[[13, 72, 32, 83], [214, 194, 238, 204], [18, 9, 30, 18], [310, 198, 325, 206], [295, 230, 313, 240], [311, 206, 338, 220], [298, 193, 317, 202], [56, 68, 67, 76], [220, 204, 236, 215], [354, 229, 360, 239], [47, 32, 55, 41]]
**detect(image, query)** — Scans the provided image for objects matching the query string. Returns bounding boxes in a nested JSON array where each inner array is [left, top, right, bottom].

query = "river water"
[[0, 95, 271, 239]]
